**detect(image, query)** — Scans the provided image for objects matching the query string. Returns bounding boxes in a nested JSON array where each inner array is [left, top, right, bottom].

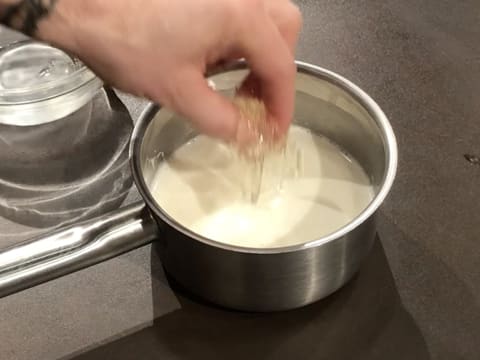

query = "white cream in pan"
[[151, 125, 374, 248]]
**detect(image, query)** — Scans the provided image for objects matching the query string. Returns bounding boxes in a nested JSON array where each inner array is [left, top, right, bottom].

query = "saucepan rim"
[[130, 61, 398, 254]]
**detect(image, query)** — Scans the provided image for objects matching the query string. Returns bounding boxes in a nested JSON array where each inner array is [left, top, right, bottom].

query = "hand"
[[37, 0, 302, 142]]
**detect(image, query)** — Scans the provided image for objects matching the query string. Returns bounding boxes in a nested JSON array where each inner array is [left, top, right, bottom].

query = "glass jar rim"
[[0, 40, 99, 105], [0, 40, 103, 126]]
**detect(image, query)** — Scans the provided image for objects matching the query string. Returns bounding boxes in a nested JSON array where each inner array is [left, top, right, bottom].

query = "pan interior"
[[136, 67, 390, 250]]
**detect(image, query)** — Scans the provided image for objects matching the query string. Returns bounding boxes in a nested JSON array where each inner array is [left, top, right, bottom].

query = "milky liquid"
[[150, 126, 374, 248]]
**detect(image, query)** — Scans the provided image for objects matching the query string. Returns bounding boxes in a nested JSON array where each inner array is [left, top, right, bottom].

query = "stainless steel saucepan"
[[0, 62, 397, 311]]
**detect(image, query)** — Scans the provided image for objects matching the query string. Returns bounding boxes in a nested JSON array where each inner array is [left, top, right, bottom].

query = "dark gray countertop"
[[1, 0, 480, 359]]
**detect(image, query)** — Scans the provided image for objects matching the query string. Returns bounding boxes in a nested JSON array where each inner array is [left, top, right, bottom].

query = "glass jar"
[[0, 36, 134, 230]]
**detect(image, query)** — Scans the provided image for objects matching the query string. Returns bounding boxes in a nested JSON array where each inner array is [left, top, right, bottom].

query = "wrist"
[[36, 0, 79, 52]]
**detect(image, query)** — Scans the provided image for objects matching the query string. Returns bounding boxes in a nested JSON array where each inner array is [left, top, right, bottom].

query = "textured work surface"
[[1, 0, 480, 359]]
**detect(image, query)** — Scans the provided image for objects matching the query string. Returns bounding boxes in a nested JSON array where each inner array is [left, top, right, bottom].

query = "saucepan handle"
[[0, 202, 158, 298]]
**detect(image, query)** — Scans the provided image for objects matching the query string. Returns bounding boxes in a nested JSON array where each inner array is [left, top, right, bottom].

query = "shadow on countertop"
[[73, 237, 431, 360]]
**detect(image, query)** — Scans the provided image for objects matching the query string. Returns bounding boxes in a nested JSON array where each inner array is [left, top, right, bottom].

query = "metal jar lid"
[[0, 40, 103, 126]]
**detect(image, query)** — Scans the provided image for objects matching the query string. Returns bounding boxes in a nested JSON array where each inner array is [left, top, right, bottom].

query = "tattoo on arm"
[[0, 0, 58, 36]]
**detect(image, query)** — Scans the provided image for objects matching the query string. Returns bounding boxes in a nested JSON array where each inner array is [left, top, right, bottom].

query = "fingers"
[[155, 68, 242, 142], [237, 1, 302, 130], [150, 1, 302, 143], [240, 16, 297, 134]]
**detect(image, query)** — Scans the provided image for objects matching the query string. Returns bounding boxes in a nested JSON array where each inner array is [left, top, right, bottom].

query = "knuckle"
[[243, 0, 263, 8], [163, 79, 184, 110], [229, 0, 264, 22], [277, 2, 302, 33], [146, 77, 178, 109], [288, 4, 303, 31], [274, 56, 296, 80], [284, 58, 297, 77]]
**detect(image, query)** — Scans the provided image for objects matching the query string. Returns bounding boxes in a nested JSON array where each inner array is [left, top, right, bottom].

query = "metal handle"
[[0, 202, 158, 298]]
